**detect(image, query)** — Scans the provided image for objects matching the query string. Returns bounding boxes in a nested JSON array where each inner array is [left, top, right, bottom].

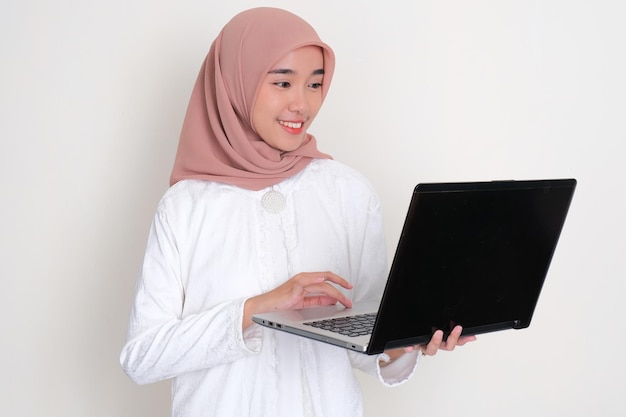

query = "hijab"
[[169, 7, 335, 190]]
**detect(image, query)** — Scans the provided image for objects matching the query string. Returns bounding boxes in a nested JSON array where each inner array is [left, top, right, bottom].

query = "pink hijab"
[[169, 7, 335, 190]]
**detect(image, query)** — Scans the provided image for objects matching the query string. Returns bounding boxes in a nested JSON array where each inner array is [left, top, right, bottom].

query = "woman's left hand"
[[416, 325, 477, 356], [380, 325, 476, 366]]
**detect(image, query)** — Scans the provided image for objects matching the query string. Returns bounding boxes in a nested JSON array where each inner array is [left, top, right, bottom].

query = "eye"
[[273, 81, 291, 88], [308, 82, 323, 89]]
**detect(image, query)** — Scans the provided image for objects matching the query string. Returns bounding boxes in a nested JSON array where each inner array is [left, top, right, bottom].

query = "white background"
[[1, 1, 624, 416]]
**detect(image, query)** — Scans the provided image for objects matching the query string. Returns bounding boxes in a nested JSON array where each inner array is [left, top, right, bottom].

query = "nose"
[[287, 88, 309, 114]]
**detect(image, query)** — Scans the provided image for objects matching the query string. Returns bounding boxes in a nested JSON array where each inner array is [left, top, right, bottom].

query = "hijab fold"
[[169, 7, 335, 191]]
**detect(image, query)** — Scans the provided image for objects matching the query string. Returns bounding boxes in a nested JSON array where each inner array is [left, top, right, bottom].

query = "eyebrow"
[[267, 68, 325, 75]]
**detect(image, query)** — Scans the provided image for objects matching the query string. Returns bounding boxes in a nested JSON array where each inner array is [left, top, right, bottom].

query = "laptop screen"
[[369, 179, 576, 352]]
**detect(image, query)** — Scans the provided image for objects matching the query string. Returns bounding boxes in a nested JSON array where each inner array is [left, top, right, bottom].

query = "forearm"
[[121, 298, 260, 384]]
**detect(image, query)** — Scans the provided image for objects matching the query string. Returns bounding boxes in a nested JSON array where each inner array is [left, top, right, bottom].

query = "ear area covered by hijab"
[[170, 7, 335, 191]]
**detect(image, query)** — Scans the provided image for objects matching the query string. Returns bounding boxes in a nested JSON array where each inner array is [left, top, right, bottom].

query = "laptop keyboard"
[[304, 313, 377, 337]]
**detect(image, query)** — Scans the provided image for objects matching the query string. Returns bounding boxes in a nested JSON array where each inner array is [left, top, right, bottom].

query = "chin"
[[279, 139, 307, 152]]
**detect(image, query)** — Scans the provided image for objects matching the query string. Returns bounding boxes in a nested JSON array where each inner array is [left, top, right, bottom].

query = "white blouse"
[[120, 159, 419, 417]]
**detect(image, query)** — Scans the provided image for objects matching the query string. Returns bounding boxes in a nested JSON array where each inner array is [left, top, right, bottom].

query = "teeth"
[[279, 121, 303, 129]]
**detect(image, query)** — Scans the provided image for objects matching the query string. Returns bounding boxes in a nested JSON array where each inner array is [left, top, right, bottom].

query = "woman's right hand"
[[243, 272, 353, 329]]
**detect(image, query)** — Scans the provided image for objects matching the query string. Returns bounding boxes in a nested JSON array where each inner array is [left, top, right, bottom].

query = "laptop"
[[252, 178, 577, 355]]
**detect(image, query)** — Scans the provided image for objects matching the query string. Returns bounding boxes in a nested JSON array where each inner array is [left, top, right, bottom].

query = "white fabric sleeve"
[[349, 350, 421, 386], [120, 210, 262, 385]]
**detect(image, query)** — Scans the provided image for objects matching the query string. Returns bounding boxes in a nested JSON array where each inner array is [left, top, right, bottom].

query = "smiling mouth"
[[278, 120, 303, 129]]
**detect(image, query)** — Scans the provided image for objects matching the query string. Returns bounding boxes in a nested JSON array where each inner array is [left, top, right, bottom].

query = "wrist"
[[378, 348, 406, 367], [379, 349, 405, 367], [243, 295, 262, 330]]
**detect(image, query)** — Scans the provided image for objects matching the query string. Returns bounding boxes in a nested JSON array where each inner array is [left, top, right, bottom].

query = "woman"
[[120, 7, 473, 417]]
